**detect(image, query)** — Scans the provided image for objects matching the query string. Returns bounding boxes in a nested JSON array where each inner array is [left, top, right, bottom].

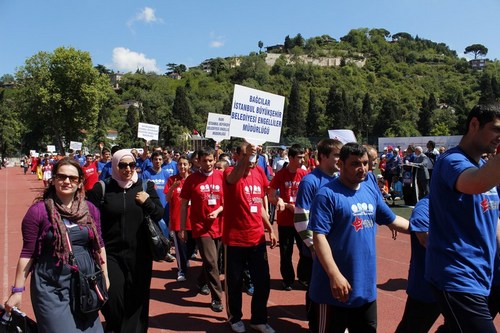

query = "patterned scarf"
[[44, 190, 102, 264]]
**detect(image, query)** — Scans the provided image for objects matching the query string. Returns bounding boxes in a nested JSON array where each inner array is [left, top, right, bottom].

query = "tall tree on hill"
[[478, 73, 495, 104], [492, 76, 500, 99], [285, 80, 305, 137], [284, 35, 293, 52], [306, 88, 322, 138], [417, 94, 434, 136], [464, 44, 488, 59], [258, 40, 264, 53], [172, 85, 195, 131], [361, 93, 373, 142], [373, 97, 398, 137], [325, 85, 349, 130]]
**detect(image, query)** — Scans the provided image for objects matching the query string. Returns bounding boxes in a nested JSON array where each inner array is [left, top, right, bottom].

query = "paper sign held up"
[[229, 85, 285, 145], [70, 141, 83, 151], [138, 122, 159, 141], [205, 113, 231, 141]]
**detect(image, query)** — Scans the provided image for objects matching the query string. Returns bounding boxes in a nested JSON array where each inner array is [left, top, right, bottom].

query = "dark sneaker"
[[250, 323, 275, 333], [210, 299, 223, 312], [165, 253, 175, 262], [198, 284, 210, 295]]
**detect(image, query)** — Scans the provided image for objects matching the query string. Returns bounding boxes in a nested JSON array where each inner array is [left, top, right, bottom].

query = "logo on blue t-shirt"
[[350, 202, 375, 231]]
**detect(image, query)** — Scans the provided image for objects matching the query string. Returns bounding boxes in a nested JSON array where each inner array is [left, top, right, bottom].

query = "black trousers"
[[433, 287, 496, 333], [395, 295, 448, 333], [314, 300, 377, 333], [278, 225, 308, 284], [225, 243, 270, 325], [102, 256, 152, 333]]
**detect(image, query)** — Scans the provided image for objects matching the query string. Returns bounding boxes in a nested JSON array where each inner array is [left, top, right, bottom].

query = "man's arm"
[[387, 215, 410, 234], [261, 205, 277, 248], [313, 233, 352, 302], [455, 154, 500, 194], [225, 144, 255, 185]]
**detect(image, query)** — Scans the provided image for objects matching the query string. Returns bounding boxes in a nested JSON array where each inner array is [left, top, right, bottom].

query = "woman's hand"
[[4, 292, 23, 313], [136, 191, 150, 205]]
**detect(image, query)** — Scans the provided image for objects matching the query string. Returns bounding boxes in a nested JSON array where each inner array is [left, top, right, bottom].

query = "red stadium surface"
[[1, 166, 499, 332]]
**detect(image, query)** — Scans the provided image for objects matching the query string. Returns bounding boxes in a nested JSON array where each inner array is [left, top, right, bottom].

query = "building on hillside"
[[265, 44, 284, 53], [469, 59, 486, 70], [109, 72, 124, 90]]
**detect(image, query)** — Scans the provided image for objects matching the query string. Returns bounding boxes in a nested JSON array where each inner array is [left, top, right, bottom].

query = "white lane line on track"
[[3, 168, 9, 302]]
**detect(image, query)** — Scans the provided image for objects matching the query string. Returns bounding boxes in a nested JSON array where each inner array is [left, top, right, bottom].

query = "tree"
[[361, 93, 373, 142], [172, 86, 194, 130], [417, 95, 434, 136], [464, 44, 488, 59], [15, 47, 112, 153], [0, 89, 23, 159], [284, 35, 293, 52], [94, 64, 111, 75], [306, 89, 323, 138], [478, 73, 495, 104], [166, 63, 187, 75], [258, 40, 264, 53], [286, 80, 305, 137]]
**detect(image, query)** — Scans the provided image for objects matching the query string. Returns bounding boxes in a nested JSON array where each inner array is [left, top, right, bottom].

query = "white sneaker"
[[250, 323, 275, 333], [176, 273, 186, 282], [230, 320, 246, 333]]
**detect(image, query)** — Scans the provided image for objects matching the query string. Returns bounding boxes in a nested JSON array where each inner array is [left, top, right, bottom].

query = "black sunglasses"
[[54, 174, 81, 183], [118, 162, 137, 169]]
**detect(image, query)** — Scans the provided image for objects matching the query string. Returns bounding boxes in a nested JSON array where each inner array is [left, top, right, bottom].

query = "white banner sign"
[[229, 84, 285, 145], [69, 141, 82, 151], [378, 135, 461, 152], [47, 145, 56, 152], [328, 129, 357, 144], [205, 113, 231, 141], [138, 122, 159, 141]]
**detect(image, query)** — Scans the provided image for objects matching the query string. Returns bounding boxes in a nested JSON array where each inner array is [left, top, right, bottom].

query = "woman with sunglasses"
[[4, 157, 108, 332], [87, 149, 164, 333]]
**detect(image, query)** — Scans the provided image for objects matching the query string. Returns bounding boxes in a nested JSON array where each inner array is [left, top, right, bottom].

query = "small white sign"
[[47, 145, 56, 152], [229, 85, 285, 145], [70, 141, 83, 151], [205, 113, 231, 141], [327, 129, 357, 144], [138, 122, 159, 141]]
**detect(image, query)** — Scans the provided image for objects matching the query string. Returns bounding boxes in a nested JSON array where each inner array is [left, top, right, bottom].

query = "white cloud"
[[112, 47, 160, 73], [209, 32, 225, 48], [127, 7, 163, 28]]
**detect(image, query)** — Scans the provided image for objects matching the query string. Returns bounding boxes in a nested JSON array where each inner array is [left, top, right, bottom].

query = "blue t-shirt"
[[308, 178, 396, 307], [142, 167, 171, 207], [295, 168, 338, 211], [161, 160, 178, 179], [99, 161, 112, 181], [407, 196, 435, 302], [426, 147, 500, 296], [97, 160, 107, 173]]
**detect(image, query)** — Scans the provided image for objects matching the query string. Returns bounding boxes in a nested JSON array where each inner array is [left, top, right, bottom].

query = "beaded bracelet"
[[11, 286, 25, 293]]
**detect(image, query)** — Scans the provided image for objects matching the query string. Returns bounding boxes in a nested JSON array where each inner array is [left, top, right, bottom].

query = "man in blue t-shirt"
[[294, 138, 343, 333], [395, 196, 448, 332], [309, 143, 410, 332], [426, 102, 500, 332]]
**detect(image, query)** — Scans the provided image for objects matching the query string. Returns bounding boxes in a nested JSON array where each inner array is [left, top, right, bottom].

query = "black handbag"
[[0, 305, 38, 333], [65, 233, 108, 318], [142, 180, 171, 261]]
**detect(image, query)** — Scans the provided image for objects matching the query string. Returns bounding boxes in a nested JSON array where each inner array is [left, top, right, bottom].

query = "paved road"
[[1, 166, 499, 332]]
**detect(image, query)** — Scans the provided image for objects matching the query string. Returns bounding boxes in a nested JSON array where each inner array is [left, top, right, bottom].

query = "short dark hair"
[[101, 147, 110, 154], [288, 144, 304, 158], [464, 102, 500, 135], [111, 145, 122, 155], [151, 151, 162, 159], [317, 139, 343, 162], [339, 142, 367, 162], [198, 146, 215, 159]]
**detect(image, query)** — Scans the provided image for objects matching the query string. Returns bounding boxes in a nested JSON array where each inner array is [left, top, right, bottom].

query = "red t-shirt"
[[82, 161, 99, 191], [164, 174, 191, 231], [269, 167, 308, 227], [222, 166, 269, 247], [180, 170, 224, 239]]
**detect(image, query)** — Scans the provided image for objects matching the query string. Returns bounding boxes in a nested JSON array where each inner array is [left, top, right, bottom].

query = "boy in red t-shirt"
[[179, 147, 224, 313]]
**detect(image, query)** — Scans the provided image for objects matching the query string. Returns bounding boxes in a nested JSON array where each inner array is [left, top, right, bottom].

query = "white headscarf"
[[111, 149, 138, 189]]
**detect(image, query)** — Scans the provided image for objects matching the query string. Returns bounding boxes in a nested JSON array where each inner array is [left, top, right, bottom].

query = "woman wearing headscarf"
[[4, 157, 107, 332], [87, 149, 164, 333]]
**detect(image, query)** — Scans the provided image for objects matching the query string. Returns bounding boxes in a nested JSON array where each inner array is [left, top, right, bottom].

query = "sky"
[[1, 0, 499, 76]]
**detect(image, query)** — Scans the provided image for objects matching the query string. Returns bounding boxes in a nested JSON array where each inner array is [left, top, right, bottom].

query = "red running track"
[[1, 166, 499, 332]]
